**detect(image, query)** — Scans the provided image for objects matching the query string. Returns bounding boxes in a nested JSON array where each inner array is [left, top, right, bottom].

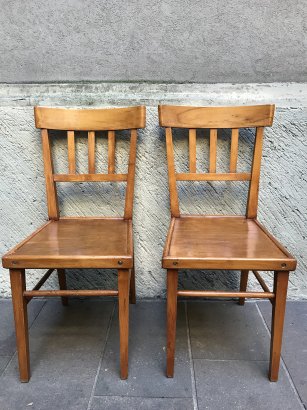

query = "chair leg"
[[269, 270, 289, 382], [238, 270, 249, 305], [166, 269, 178, 378], [57, 269, 68, 306], [118, 269, 130, 379], [10, 269, 30, 382], [129, 265, 136, 305]]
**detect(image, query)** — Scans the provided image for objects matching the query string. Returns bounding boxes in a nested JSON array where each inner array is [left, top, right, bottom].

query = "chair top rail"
[[158, 104, 275, 129], [35, 106, 146, 131]]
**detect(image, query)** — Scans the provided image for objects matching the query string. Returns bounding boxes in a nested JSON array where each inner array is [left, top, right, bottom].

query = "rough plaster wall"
[[0, 83, 306, 299], [0, 1, 306, 83]]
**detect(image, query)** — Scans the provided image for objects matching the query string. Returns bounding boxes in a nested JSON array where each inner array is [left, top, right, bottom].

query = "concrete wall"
[[0, 1, 306, 83], [0, 83, 306, 299]]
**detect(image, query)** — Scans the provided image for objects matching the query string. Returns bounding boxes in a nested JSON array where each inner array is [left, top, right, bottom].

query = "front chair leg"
[[10, 269, 30, 382], [238, 270, 249, 305], [57, 269, 68, 306], [118, 269, 130, 379], [269, 270, 289, 382], [166, 269, 178, 378]]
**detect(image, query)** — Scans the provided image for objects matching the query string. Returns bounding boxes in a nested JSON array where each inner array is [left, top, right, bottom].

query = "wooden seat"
[[2, 105, 146, 382], [163, 216, 296, 271], [159, 104, 297, 382], [3, 218, 133, 269]]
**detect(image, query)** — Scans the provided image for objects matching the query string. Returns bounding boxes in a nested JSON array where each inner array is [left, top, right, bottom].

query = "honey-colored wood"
[[209, 129, 217, 173], [165, 128, 180, 217], [230, 128, 239, 172], [238, 270, 249, 305], [35, 106, 146, 131], [189, 129, 197, 173], [25, 268, 54, 303], [2, 218, 133, 269], [10, 269, 30, 382], [57, 269, 68, 306], [162, 216, 296, 271], [118, 269, 130, 379], [159, 104, 296, 382], [129, 265, 136, 304], [167, 269, 178, 378], [162, 217, 176, 259], [177, 290, 274, 298], [3, 106, 146, 382], [67, 131, 76, 174], [163, 258, 294, 271], [2, 222, 51, 261], [24, 289, 118, 297], [32, 268, 54, 290], [108, 130, 116, 174], [269, 271, 289, 381], [253, 270, 271, 293], [88, 131, 95, 173], [41, 129, 59, 220], [159, 105, 275, 128], [124, 129, 137, 219], [176, 172, 251, 181], [53, 174, 128, 182], [246, 127, 264, 218], [254, 219, 296, 262], [3, 257, 133, 270]]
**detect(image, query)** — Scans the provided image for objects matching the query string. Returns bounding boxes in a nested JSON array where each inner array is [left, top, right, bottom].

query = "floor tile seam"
[[185, 301, 199, 410], [0, 356, 12, 378], [255, 302, 305, 410], [28, 300, 48, 327], [0, 300, 47, 377], [192, 358, 269, 362], [86, 301, 116, 410], [91, 394, 194, 399]]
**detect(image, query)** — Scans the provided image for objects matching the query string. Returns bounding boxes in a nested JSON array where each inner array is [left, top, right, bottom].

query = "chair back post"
[[165, 127, 180, 217], [246, 126, 264, 218], [41, 128, 60, 220], [123, 129, 138, 220], [34, 106, 146, 220]]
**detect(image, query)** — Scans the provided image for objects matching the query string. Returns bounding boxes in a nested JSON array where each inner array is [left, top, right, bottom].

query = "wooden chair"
[[159, 104, 297, 382], [2, 105, 146, 382]]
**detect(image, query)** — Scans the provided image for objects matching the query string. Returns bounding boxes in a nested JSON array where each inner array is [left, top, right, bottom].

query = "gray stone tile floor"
[[0, 298, 306, 410]]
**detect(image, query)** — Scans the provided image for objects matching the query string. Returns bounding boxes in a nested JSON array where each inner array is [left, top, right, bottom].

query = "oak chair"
[[159, 104, 297, 382], [2, 105, 146, 382]]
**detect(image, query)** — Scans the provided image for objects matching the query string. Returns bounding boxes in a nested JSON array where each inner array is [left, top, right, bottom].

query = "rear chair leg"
[[57, 269, 68, 306], [167, 269, 178, 378], [269, 270, 289, 382], [118, 269, 130, 379], [129, 264, 136, 304], [10, 269, 30, 382], [238, 270, 249, 305]]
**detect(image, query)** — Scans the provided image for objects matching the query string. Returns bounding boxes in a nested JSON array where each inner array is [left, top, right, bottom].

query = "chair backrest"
[[34, 106, 146, 220], [158, 104, 275, 218]]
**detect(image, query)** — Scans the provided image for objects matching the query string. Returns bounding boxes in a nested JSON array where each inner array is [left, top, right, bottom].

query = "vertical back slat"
[[124, 130, 137, 219], [189, 129, 197, 173], [165, 128, 180, 217], [41, 129, 59, 220], [108, 130, 116, 174], [246, 127, 264, 218], [209, 129, 217, 173], [230, 128, 239, 172], [67, 131, 76, 174], [88, 131, 95, 174]]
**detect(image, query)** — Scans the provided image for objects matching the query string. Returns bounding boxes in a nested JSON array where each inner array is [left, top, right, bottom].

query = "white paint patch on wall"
[[0, 83, 306, 299]]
